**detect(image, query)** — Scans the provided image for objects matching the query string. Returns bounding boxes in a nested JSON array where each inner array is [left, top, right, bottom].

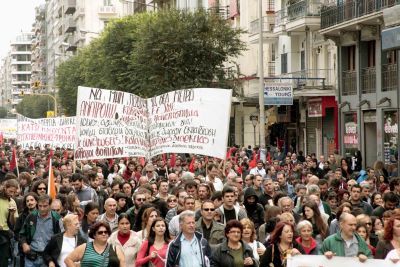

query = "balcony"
[[286, 0, 322, 32], [98, 5, 117, 19], [73, 32, 85, 45], [208, 6, 230, 20], [268, 61, 276, 77], [64, 17, 76, 33], [279, 69, 334, 89], [382, 63, 397, 91], [361, 67, 376, 94], [320, 0, 398, 33], [274, 9, 287, 34], [64, 0, 76, 15], [74, 7, 85, 19], [342, 70, 357, 95], [249, 16, 278, 44]]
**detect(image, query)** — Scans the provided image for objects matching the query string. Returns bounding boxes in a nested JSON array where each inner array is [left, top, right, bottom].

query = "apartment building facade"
[[320, 0, 398, 168]]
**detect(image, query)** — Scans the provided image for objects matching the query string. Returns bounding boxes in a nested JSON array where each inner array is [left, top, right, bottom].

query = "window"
[[347, 45, 356, 71], [281, 53, 288, 73], [367, 41, 375, 67]]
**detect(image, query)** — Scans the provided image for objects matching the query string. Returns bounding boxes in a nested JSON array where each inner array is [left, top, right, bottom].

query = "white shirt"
[[247, 240, 266, 263], [249, 167, 266, 177], [57, 236, 76, 267], [205, 176, 223, 191], [386, 249, 400, 261]]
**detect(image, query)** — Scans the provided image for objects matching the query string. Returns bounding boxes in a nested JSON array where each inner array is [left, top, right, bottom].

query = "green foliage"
[[0, 107, 7, 118], [16, 95, 55, 119], [57, 9, 246, 115]]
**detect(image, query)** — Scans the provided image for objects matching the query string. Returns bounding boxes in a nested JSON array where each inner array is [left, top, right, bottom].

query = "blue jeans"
[[24, 255, 46, 267]]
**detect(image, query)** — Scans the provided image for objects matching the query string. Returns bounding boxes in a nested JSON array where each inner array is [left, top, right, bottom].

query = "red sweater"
[[136, 240, 168, 267]]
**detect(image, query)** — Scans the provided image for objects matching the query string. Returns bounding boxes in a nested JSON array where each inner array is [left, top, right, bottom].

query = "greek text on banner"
[[75, 86, 232, 160]]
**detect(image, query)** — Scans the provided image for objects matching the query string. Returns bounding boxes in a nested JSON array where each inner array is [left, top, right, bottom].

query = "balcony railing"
[[268, 62, 276, 77], [361, 67, 376, 93], [342, 70, 357, 95], [278, 69, 333, 88], [99, 5, 117, 14], [208, 6, 230, 20], [321, 0, 400, 29], [249, 17, 272, 35], [64, 0, 76, 15], [288, 0, 322, 21], [275, 9, 287, 26], [382, 63, 397, 91]]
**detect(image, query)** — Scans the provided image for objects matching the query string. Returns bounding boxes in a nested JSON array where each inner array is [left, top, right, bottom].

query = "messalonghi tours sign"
[[75, 86, 232, 160]]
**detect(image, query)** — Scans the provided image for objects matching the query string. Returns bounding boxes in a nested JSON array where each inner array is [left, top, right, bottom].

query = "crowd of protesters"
[[1, 144, 400, 266]]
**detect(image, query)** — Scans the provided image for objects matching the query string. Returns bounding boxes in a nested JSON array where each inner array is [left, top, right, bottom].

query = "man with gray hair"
[[321, 213, 372, 262], [166, 210, 213, 267], [97, 198, 118, 232]]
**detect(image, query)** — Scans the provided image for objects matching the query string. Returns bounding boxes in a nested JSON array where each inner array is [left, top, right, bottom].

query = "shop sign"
[[344, 122, 358, 146], [264, 83, 293, 105], [308, 98, 322, 117]]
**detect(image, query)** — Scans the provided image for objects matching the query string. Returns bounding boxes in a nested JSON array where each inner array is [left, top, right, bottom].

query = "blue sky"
[[0, 0, 45, 59]]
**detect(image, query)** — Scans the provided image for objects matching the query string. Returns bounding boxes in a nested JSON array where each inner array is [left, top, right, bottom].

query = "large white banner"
[[148, 88, 231, 158], [75, 86, 231, 160], [17, 115, 77, 149], [288, 255, 392, 267], [0, 119, 17, 139]]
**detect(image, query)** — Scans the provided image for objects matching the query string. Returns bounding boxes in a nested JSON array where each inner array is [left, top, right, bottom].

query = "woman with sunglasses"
[[136, 218, 170, 267], [166, 195, 178, 209], [32, 180, 48, 196], [65, 221, 125, 267]]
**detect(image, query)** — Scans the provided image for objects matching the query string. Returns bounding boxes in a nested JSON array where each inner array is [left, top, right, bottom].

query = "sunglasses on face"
[[96, 230, 109, 235], [168, 199, 177, 202], [38, 187, 46, 191], [136, 198, 146, 202], [202, 208, 215, 212]]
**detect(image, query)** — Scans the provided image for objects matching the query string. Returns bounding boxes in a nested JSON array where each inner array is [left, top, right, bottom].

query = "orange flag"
[[47, 159, 57, 199]]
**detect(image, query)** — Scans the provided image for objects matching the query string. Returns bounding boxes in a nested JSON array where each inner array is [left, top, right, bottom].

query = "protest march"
[[0, 87, 399, 267]]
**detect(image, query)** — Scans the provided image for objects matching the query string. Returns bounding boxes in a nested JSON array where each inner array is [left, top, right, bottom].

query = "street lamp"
[[250, 114, 259, 147]]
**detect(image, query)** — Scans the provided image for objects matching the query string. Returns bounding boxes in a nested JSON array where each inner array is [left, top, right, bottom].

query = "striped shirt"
[[81, 242, 110, 267]]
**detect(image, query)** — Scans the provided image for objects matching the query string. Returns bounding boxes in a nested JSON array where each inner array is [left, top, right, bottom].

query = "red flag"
[[108, 158, 114, 167], [47, 159, 57, 199], [28, 155, 35, 169], [249, 151, 257, 168], [170, 153, 176, 168], [63, 150, 68, 160], [139, 157, 145, 167], [226, 147, 233, 160], [9, 147, 17, 171], [189, 156, 196, 173], [0, 133, 4, 145], [162, 154, 167, 165]]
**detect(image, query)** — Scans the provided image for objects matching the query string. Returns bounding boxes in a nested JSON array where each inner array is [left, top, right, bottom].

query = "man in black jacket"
[[243, 187, 265, 230], [43, 214, 85, 267]]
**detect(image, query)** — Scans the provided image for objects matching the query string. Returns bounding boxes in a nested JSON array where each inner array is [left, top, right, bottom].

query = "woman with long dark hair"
[[136, 217, 170, 267], [79, 202, 100, 241], [301, 201, 328, 244], [260, 221, 303, 267]]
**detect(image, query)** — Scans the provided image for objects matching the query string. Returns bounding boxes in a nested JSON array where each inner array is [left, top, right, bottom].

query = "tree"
[[57, 9, 246, 115], [16, 95, 54, 119], [0, 107, 7, 118]]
